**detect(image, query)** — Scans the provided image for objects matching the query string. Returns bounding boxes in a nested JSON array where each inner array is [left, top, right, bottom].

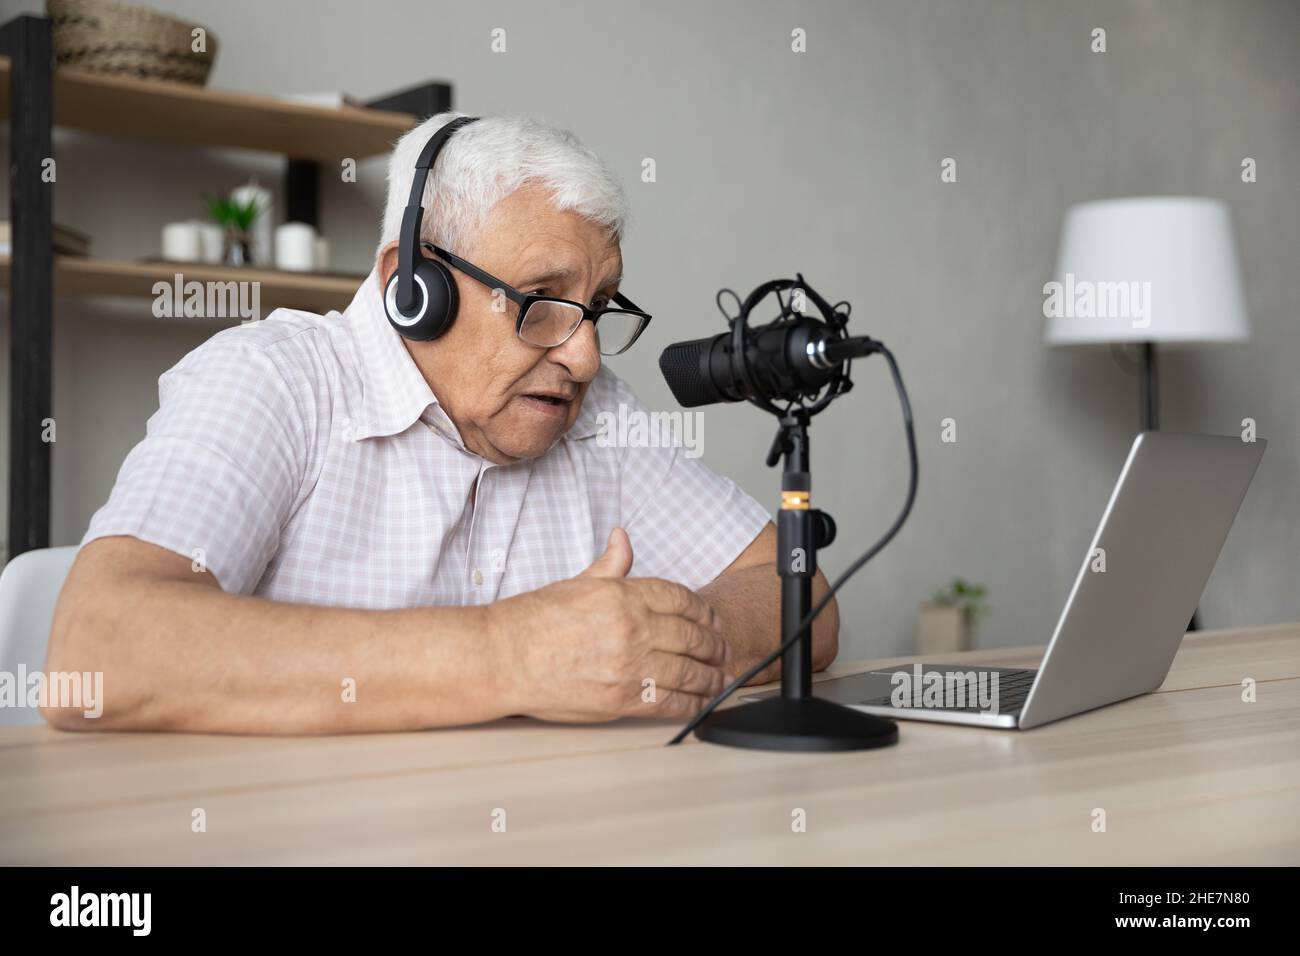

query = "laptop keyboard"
[[861, 668, 1037, 714]]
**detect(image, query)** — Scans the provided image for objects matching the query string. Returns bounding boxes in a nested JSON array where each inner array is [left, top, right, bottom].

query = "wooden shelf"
[[0, 55, 417, 160], [0, 11, 447, 553], [0, 254, 363, 315]]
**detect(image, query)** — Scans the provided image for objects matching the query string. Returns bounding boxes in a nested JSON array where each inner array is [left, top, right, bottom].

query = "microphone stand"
[[694, 408, 899, 751]]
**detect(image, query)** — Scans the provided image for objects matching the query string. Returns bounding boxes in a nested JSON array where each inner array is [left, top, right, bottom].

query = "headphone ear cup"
[[384, 260, 458, 341]]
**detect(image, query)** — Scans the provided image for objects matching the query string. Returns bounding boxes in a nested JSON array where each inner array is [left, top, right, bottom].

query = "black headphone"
[[384, 115, 481, 340]]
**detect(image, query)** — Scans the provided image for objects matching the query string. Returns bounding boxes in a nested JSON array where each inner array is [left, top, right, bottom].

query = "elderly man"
[[43, 113, 837, 734]]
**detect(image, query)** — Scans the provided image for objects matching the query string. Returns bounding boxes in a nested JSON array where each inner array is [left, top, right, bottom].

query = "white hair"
[[377, 112, 629, 259]]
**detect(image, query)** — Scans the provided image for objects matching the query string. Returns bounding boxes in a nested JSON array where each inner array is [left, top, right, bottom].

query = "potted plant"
[[204, 192, 262, 266], [917, 577, 989, 655]]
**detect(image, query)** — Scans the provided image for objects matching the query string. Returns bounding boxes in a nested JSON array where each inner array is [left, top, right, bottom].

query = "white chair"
[[0, 546, 79, 725]]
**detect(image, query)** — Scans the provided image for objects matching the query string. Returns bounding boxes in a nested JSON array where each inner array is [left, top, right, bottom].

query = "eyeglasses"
[[422, 243, 652, 356]]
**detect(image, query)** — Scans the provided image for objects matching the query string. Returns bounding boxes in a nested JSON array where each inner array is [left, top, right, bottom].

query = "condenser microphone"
[[659, 314, 880, 408], [659, 274, 916, 753]]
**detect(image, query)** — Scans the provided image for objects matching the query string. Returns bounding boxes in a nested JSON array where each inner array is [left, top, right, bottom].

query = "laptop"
[[744, 432, 1266, 729]]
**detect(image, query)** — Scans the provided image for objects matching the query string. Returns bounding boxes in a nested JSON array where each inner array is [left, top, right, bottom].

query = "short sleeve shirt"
[[82, 268, 772, 608]]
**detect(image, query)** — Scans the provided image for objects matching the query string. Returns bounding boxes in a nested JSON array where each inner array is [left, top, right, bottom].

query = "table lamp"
[[1044, 196, 1250, 630], [1045, 196, 1250, 430]]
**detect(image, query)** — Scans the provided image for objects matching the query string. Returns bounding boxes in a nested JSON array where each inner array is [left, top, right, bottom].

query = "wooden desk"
[[2, 624, 1298, 865]]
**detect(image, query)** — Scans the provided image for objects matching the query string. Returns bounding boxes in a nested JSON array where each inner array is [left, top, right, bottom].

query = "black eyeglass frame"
[[422, 243, 652, 355]]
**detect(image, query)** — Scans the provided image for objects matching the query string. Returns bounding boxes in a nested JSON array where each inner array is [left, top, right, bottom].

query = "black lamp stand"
[[1139, 342, 1200, 632]]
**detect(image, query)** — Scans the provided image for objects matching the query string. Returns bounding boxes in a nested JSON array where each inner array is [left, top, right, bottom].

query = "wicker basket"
[[46, 0, 218, 86]]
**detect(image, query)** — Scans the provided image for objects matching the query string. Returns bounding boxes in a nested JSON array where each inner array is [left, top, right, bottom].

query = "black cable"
[[667, 345, 918, 745]]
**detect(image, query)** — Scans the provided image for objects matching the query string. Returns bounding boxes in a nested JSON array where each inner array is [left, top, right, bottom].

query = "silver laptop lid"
[[1019, 432, 1266, 729]]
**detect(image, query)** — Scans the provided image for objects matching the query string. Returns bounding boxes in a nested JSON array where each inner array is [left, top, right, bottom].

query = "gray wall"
[[2, 0, 1297, 660]]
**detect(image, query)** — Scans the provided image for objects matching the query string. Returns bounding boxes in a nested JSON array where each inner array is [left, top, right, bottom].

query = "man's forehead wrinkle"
[[517, 265, 583, 289], [511, 241, 604, 283], [488, 203, 623, 291], [514, 260, 623, 294]]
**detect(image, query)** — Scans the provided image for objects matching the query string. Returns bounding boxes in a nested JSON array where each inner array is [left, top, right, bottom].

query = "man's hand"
[[488, 528, 736, 722]]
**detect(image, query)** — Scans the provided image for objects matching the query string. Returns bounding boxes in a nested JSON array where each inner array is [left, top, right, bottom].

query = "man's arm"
[[42, 536, 509, 734], [43, 534, 730, 734], [697, 523, 839, 685]]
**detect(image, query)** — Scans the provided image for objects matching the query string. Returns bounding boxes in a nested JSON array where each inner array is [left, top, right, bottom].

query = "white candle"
[[275, 222, 317, 272], [161, 221, 201, 262]]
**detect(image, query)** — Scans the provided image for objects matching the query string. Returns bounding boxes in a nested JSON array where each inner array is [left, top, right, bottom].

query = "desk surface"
[[2, 623, 1298, 865]]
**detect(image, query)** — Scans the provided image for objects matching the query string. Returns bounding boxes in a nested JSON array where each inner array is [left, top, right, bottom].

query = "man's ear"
[[376, 241, 401, 289]]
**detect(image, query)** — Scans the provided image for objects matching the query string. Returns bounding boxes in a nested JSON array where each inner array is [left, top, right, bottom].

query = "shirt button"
[[472, 568, 485, 586]]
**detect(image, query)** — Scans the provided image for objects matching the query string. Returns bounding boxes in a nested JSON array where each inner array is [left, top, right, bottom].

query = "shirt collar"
[[344, 268, 601, 445], [345, 268, 449, 442]]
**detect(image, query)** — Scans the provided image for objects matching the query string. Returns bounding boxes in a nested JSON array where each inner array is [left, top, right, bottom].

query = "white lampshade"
[[1044, 196, 1249, 346]]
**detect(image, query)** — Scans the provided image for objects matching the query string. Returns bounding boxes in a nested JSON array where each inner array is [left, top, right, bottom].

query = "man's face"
[[380, 184, 623, 464]]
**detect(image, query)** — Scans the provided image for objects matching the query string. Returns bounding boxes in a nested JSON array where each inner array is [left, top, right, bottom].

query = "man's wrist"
[[482, 598, 526, 715]]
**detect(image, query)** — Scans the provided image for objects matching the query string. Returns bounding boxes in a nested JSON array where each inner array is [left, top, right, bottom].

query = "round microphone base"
[[693, 695, 899, 752]]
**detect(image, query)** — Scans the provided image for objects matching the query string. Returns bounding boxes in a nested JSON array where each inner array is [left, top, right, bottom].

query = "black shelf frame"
[[1, 15, 53, 559]]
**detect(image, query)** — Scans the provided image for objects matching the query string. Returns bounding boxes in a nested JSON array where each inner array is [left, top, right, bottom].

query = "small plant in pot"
[[917, 577, 989, 655], [204, 193, 262, 267]]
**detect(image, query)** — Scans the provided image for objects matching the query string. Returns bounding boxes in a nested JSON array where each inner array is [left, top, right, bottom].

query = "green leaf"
[[202, 192, 262, 232]]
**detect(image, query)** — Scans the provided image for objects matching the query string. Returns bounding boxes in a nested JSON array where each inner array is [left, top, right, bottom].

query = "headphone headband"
[[395, 115, 481, 315]]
